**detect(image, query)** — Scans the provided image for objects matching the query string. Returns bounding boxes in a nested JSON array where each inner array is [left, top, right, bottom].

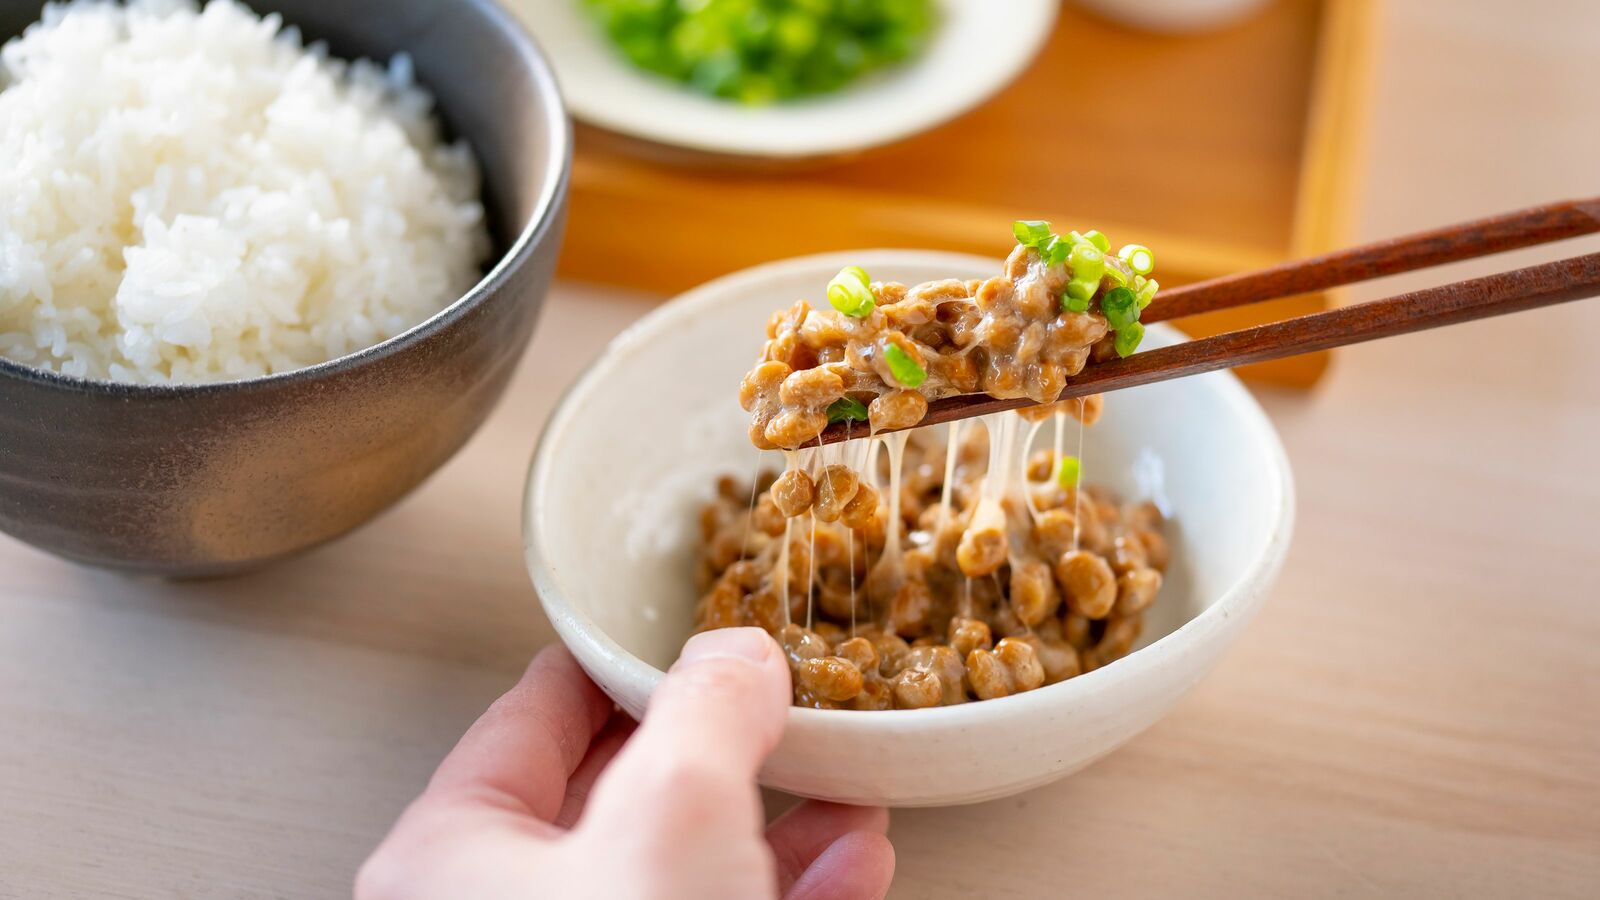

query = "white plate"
[[504, 0, 1059, 159]]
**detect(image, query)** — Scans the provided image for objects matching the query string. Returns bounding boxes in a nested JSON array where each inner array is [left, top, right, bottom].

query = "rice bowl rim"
[[0, 0, 572, 397]]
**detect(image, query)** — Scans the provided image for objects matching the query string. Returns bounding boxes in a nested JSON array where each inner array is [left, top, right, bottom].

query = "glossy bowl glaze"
[[525, 250, 1294, 807], [0, 0, 570, 576]]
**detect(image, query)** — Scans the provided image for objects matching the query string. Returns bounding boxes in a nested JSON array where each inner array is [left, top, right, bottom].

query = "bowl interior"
[[529, 250, 1286, 690], [503, 0, 1057, 158], [256, 0, 560, 252]]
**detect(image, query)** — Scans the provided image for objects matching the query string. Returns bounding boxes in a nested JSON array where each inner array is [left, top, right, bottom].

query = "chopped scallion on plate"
[[581, 0, 939, 105]]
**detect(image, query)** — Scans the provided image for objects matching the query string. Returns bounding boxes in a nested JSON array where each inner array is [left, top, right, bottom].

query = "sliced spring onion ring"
[[827, 266, 876, 317], [1021, 222, 1154, 317], [1012, 220, 1053, 247], [1043, 234, 1072, 267], [882, 342, 927, 388], [826, 396, 870, 424], [1068, 242, 1105, 284], [1136, 277, 1160, 309], [1100, 286, 1139, 330], [1056, 454, 1081, 489], [1118, 244, 1155, 276], [1114, 321, 1146, 358]]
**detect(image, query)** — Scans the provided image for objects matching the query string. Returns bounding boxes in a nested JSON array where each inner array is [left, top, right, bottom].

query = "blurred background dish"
[[573, 0, 940, 106], [507, 0, 1057, 159]]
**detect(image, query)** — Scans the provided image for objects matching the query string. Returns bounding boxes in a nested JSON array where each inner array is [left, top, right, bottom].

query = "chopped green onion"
[[774, 11, 820, 56], [826, 396, 870, 424], [1069, 242, 1105, 284], [582, 0, 938, 105], [1118, 244, 1155, 276], [1016, 223, 1154, 316], [1100, 287, 1139, 329], [882, 342, 927, 388], [1114, 322, 1146, 358], [826, 266, 876, 318], [1056, 455, 1081, 489], [1136, 277, 1160, 309], [1012, 220, 1053, 247], [1043, 234, 1072, 267], [1065, 278, 1097, 305]]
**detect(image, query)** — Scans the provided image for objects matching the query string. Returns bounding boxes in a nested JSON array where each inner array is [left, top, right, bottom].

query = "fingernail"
[[675, 627, 774, 670]]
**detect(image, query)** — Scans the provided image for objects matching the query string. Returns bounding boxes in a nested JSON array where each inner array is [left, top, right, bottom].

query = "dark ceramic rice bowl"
[[0, 0, 570, 576]]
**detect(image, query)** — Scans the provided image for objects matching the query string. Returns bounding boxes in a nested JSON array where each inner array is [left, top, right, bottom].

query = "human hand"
[[357, 627, 895, 900]]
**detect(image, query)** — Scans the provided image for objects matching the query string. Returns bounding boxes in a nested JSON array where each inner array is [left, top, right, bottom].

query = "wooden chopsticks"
[[1143, 197, 1600, 323], [814, 197, 1600, 445]]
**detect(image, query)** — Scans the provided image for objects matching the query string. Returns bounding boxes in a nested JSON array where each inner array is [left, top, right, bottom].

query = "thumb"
[[580, 627, 790, 829]]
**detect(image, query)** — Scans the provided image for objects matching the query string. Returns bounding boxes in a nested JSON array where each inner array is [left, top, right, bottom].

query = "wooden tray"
[[557, 0, 1374, 387]]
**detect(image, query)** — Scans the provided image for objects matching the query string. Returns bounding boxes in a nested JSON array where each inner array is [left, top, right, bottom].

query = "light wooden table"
[[3, 2, 1597, 897]]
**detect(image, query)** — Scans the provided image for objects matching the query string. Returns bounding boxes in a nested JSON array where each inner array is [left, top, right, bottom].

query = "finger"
[[768, 802, 890, 894], [552, 714, 636, 829], [605, 626, 790, 779], [427, 644, 612, 821], [582, 627, 790, 831], [784, 831, 896, 900]]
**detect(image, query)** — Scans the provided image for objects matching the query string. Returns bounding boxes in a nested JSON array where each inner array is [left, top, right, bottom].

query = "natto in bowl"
[[524, 250, 1294, 806]]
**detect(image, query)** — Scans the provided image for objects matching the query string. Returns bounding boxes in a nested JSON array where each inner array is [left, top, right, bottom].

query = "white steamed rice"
[[0, 0, 491, 384]]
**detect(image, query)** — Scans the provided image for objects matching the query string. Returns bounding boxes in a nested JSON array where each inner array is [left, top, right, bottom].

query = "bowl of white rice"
[[0, 0, 568, 575]]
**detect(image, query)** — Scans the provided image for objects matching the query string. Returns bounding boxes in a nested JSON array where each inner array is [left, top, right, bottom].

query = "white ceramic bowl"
[[503, 0, 1056, 159], [524, 250, 1294, 807]]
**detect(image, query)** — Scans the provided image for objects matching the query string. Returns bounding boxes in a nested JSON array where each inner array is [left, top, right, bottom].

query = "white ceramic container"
[[524, 250, 1294, 806]]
